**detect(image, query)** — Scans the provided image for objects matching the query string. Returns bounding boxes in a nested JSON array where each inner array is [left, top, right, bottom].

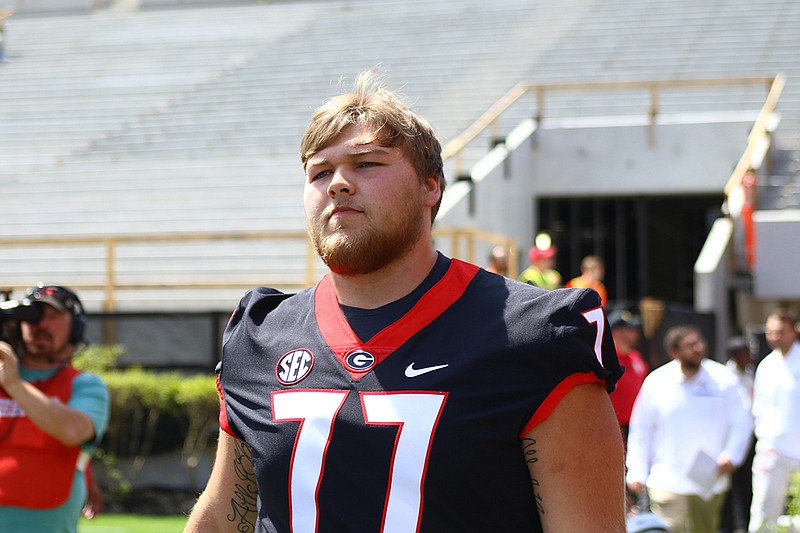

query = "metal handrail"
[[723, 73, 786, 196], [441, 76, 781, 178], [0, 228, 516, 311], [4, 76, 783, 310]]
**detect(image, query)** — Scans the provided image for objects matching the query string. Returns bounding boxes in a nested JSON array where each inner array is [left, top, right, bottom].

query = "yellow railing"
[[723, 73, 786, 196], [3, 75, 783, 310], [0, 231, 318, 311], [0, 228, 516, 311], [434, 227, 520, 278], [441, 76, 783, 178]]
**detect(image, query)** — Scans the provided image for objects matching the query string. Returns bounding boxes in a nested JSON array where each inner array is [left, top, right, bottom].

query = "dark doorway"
[[537, 195, 724, 307]]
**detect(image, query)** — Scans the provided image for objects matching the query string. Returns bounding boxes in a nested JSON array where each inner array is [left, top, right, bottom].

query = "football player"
[[186, 71, 625, 533]]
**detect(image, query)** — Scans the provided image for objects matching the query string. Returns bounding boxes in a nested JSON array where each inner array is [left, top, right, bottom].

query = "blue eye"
[[310, 169, 331, 181]]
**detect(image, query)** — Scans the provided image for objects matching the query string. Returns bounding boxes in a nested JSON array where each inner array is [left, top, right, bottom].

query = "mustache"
[[30, 329, 53, 342], [328, 201, 363, 214], [321, 202, 365, 222]]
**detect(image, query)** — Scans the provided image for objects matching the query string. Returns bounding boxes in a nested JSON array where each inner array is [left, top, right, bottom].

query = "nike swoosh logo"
[[404, 362, 449, 378]]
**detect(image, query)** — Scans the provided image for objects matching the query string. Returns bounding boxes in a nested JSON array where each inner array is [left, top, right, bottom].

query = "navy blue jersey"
[[218, 257, 622, 533]]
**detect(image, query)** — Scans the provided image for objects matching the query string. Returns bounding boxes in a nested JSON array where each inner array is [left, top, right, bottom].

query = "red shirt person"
[[608, 309, 649, 443]]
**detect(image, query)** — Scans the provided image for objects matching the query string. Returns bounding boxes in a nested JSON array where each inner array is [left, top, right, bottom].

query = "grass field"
[[79, 514, 188, 532]]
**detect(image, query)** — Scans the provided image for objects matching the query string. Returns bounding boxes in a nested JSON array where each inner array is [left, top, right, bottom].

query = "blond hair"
[[300, 71, 446, 220]]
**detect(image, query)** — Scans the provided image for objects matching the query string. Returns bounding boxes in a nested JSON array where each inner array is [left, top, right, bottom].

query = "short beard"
[[308, 201, 425, 276], [680, 359, 702, 374], [23, 336, 72, 366]]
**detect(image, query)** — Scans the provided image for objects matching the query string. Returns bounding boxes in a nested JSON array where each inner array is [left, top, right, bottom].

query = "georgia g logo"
[[345, 350, 376, 372], [276, 349, 314, 385]]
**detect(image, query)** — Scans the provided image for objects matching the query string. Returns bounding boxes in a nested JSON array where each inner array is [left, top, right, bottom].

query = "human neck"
[[22, 350, 72, 370], [779, 341, 797, 356], [680, 361, 701, 379], [329, 244, 439, 309], [611, 336, 629, 354]]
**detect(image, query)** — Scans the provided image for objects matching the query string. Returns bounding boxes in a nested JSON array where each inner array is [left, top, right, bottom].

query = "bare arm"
[[522, 381, 626, 532], [0, 341, 94, 446], [185, 430, 259, 532]]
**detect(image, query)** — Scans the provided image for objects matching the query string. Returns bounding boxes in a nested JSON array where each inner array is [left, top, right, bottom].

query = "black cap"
[[26, 284, 82, 315], [608, 309, 641, 329]]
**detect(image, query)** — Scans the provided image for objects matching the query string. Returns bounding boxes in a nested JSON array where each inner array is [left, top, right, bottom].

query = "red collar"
[[314, 259, 479, 380]]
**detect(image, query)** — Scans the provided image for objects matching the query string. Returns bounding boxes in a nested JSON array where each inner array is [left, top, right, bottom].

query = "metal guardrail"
[[723, 74, 786, 196], [0, 228, 518, 311], [0, 231, 317, 307], [2, 75, 784, 310], [441, 75, 784, 179], [0, 7, 12, 61]]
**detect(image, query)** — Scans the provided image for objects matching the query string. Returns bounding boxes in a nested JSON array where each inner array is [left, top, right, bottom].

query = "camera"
[[1, 299, 44, 324], [1, 297, 43, 351]]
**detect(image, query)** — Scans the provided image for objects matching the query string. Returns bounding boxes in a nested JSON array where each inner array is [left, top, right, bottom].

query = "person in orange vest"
[[566, 255, 608, 306], [0, 284, 109, 533]]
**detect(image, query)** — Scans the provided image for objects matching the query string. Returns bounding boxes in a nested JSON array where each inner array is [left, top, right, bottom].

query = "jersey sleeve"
[[217, 287, 293, 441], [519, 287, 622, 436]]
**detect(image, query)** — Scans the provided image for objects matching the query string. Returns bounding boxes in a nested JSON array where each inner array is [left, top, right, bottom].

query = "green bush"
[[787, 471, 800, 516], [73, 345, 219, 495]]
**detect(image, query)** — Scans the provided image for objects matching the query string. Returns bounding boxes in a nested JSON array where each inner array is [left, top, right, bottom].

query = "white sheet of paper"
[[688, 449, 719, 494]]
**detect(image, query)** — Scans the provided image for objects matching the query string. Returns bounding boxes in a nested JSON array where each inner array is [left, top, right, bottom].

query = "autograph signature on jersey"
[[404, 362, 449, 378]]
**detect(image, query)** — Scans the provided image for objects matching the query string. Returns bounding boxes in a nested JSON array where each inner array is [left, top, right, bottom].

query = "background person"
[[749, 308, 800, 532], [186, 71, 626, 533], [608, 308, 649, 515], [0, 284, 110, 533], [486, 245, 509, 276], [565, 255, 608, 306], [719, 335, 756, 533], [518, 236, 561, 290], [625, 325, 753, 533], [607, 308, 648, 445]]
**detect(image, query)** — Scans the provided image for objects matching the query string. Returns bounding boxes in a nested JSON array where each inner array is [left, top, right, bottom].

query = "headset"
[[25, 284, 87, 346]]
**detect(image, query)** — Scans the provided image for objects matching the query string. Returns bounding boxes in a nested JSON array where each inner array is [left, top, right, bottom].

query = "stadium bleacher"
[[1, 0, 799, 313]]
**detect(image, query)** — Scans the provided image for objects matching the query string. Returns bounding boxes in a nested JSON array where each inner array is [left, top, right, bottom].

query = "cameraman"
[[0, 284, 109, 533]]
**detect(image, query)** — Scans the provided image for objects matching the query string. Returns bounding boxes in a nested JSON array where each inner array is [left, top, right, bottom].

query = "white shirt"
[[752, 341, 800, 459], [726, 358, 755, 400], [626, 358, 754, 498]]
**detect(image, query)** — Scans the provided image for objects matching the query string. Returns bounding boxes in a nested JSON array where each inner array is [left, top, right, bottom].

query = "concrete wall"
[[436, 119, 539, 270], [694, 217, 734, 357], [530, 116, 754, 196], [753, 209, 800, 299], [437, 114, 756, 269]]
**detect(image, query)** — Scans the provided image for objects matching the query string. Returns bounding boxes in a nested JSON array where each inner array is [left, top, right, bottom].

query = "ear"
[[422, 174, 442, 208]]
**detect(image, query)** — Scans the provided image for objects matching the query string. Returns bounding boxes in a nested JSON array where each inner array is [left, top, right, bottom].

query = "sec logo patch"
[[345, 350, 375, 372], [276, 349, 314, 385]]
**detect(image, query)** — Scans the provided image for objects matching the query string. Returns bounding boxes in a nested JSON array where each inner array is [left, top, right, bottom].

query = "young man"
[[749, 308, 800, 532], [626, 325, 753, 533], [186, 71, 626, 533], [0, 284, 109, 533]]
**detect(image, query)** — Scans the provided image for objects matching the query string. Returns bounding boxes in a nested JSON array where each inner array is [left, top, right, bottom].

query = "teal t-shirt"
[[0, 367, 110, 533]]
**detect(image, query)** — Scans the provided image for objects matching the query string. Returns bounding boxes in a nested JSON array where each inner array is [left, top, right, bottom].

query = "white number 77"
[[272, 390, 447, 533]]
